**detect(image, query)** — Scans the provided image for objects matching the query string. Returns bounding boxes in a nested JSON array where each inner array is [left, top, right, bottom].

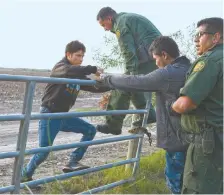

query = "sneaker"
[[21, 176, 33, 183], [62, 162, 90, 173], [96, 124, 121, 135], [21, 168, 33, 183]]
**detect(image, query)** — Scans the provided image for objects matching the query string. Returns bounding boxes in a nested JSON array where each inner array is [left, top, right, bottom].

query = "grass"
[[73, 107, 99, 112], [42, 150, 169, 194]]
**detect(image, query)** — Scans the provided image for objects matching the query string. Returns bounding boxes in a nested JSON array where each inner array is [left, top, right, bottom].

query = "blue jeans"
[[24, 107, 96, 178], [165, 151, 186, 194]]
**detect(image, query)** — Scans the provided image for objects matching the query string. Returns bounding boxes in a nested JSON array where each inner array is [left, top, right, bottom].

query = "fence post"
[[125, 99, 151, 171], [11, 81, 36, 194]]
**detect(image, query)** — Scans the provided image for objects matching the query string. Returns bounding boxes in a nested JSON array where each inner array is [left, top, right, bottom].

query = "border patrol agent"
[[96, 7, 161, 135], [172, 17, 223, 194]]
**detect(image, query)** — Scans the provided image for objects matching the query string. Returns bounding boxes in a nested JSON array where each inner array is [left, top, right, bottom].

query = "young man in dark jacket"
[[21, 40, 106, 181], [96, 36, 190, 194]]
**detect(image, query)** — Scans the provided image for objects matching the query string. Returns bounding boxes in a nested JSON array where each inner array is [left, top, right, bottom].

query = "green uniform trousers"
[[182, 133, 223, 194], [105, 89, 156, 129], [105, 60, 157, 130]]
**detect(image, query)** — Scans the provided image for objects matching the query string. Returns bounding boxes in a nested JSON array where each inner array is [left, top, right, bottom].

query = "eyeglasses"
[[195, 31, 215, 38]]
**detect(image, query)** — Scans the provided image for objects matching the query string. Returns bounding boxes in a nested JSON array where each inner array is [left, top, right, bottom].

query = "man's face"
[[152, 52, 170, 68], [98, 17, 113, 31], [66, 50, 85, 65], [194, 24, 219, 55]]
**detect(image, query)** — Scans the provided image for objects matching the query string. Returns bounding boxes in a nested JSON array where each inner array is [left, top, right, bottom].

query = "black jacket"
[[100, 56, 191, 151], [41, 57, 107, 112]]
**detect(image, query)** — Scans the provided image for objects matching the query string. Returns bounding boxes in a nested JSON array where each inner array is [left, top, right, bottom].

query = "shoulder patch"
[[115, 30, 120, 38], [193, 61, 205, 72]]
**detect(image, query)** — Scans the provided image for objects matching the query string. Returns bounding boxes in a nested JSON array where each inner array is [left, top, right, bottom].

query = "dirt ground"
[[0, 68, 158, 192]]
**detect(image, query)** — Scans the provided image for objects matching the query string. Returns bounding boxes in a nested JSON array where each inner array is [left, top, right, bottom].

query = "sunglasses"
[[195, 31, 215, 38]]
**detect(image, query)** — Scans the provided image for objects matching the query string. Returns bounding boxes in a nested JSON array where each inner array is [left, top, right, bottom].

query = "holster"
[[189, 125, 215, 156], [201, 126, 215, 155]]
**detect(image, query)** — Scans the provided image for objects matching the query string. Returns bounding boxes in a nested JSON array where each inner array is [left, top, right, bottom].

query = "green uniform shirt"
[[180, 44, 223, 133], [111, 12, 161, 74]]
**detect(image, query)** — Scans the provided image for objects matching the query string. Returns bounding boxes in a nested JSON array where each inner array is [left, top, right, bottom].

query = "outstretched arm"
[[98, 69, 168, 92], [51, 63, 97, 78]]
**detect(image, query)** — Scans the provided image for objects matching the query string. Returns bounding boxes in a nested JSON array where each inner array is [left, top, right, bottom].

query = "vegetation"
[[73, 107, 99, 112], [170, 24, 197, 62], [42, 150, 169, 194]]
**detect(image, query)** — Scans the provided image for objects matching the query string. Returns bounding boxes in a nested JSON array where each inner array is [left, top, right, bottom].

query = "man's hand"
[[167, 101, 180, 116], [99, 92, 111, 110], [95, 67, 104, 77], [172, 96, 197, 114]]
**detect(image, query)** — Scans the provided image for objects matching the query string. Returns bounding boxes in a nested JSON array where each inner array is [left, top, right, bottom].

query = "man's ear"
[[212, 32, 222, 44], [162, 51, 168, 59], [66, 52, 71, 59]]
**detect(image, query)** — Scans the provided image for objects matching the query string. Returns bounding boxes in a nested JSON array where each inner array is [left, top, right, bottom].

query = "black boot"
[[96, 124, 121, 135]]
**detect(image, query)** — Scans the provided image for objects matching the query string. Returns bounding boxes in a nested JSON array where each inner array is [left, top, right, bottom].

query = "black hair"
[[149, 36, 180, 58], [197, 17, 223, 35], [65, 40, 86, 54], [96, 7, 117, 20]]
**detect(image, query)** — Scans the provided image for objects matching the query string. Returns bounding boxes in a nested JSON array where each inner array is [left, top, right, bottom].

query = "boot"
[[96, 124, 121, 135], [62, 161, 90, 173], [132, 109, 156, 127]]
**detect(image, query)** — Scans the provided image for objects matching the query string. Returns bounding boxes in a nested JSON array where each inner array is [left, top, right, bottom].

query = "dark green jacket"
[[180, 44, 223, 133], [111, 12, 161, 74]]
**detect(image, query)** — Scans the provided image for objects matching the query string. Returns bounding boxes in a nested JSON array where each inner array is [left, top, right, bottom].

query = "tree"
[[170, 23, 197, 62], [93, 35, 124, 70]]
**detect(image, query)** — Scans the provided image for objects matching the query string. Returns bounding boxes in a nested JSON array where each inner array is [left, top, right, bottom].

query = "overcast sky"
[[0, 0, 223, 69]]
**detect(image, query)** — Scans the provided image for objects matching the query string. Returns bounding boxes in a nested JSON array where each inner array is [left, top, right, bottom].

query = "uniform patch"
[[115, 30, 120, 38], [193, 61, 205, 72]]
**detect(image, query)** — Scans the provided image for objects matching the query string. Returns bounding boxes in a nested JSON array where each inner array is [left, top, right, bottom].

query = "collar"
[[61, 57, 72, 65], [171, 56, 189, 65], [111, 13, 121, 33], [200, 43, 223, 58], [208, 43, 223, 51]]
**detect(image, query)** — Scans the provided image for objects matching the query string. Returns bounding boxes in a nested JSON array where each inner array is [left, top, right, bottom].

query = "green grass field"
[[42, 150, 169, 194]]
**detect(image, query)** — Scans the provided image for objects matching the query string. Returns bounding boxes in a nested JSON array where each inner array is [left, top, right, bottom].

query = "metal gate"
[[0, 74, 149, 194]]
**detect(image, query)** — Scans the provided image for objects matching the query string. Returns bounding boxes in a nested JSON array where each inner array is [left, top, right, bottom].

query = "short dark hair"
[[96, 7, 117, 20], [197, 17, 223, 35], [149, 36, 180, 58], [65, 40, 86, 54]]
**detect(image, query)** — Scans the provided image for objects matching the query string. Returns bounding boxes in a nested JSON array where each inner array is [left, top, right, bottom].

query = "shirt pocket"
[[136, 44, 151, 64]]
